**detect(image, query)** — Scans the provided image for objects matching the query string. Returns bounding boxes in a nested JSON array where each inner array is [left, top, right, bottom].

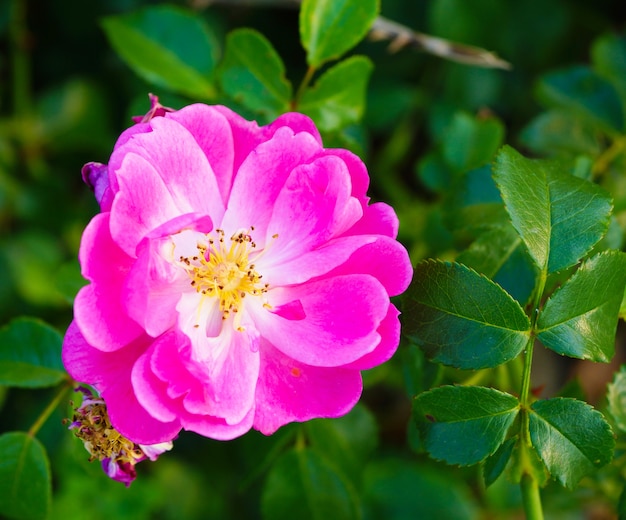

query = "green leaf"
[[0, 432, 51, 520], [493, 146, 613, 273], [591, 33, 626, 105], [101, 6, 218, 99], [299, 55, 373, 132], [520, 110, 602, 157], [305, 404, 377, 484], [482, 437, 516, 488], [261, 447, 359, 520], [457, 224, 537, 305], [607, 365, 626, 433], [218, 28, 292, 118], [403, 260, 531, 370], [536, 65, 624, 133], [414, 386, 519, 466], [537, 251, 626, 361], [300, 0, 379, 68], [442, 111, 504, 173], [364, 459, 479, 520], [529, 398, 614, 488], [0, 317, 66, 388]]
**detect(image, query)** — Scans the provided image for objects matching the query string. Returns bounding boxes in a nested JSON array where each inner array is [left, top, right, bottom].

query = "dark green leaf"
[[364, 459, 479, 520], [444, 165, 509, 238], [0, 432, 51, 520], [218, 28, 292, 118], [0, 317, 66, 388], [403, 260, 531, 369], [261, 447, 359, 520], [442, 111, 504, 173], [416, 151, 453, 195], [537, 251, 626, 361], [520, 110, 602, 157], [101, 6, 218, 99], [591, 33, 626, 104], [483, 437, 516, 488], [299, 56, 373, 132], [305, 403, 377, 484], [536, 65, 623, 133], [457, 224, 537, 305], [529, 398, 614, 488], [413, 385, 520, 466], [493, 146, 613, 273], [300, 0, 379, 68], [607, 365, 626, 433]]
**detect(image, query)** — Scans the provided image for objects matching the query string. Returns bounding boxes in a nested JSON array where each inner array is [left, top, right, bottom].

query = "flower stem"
[[28, 380, 73, 437], [521, 473, 544, 520], [292, 65, 316, 110]]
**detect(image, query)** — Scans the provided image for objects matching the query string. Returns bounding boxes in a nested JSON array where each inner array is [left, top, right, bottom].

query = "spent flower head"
[[68, 386, 172, 486]]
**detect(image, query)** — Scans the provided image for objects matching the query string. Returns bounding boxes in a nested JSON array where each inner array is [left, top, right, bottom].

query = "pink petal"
[[261, 235, 378, 287], [323, 235, 413, 297], [255, 274, 388, 367], [253, 341, 362, 435], [220, 127, 322, 245], [265, 112, 323, 145], [125, 214, 213, 337], [344, 304, 401, 370], [166, 104, 236, 202], [74, 213, 142, 351], [321, 148, 369, 204], [62, 322, 181, 444], [347, 202, 400, 238], [262, 155, 362, 265], [149, 331, 259, 425]]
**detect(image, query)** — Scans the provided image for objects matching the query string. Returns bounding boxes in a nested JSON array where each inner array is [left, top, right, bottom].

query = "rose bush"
[[63, 100, 412, 445]]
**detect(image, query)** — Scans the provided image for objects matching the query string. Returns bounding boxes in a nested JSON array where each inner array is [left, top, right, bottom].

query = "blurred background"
[[1, 0, 625, 518]]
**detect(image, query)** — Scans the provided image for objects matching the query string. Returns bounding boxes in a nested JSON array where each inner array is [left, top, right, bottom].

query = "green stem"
[[521, 473, 544, 520], [592, 136, 626, 179], [518, 268, 547, 519], [292, 65, 316, 110], [28, 380, 72, 437]]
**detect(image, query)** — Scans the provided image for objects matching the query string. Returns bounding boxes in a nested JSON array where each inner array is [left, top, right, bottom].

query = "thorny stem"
[[28, 380, 73, 437]]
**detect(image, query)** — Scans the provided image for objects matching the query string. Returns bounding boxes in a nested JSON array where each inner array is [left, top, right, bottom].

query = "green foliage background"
[[2, 0, 626, 518]]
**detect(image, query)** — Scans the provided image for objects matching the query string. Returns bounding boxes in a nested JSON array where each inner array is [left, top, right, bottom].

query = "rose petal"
[[255, 274, 388, 366], [253, 340, 362, 435]]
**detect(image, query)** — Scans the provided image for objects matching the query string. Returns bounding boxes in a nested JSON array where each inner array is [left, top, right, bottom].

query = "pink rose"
[[63, 101, 412, 444]]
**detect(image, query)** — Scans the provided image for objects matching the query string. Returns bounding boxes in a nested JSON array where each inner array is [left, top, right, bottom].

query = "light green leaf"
[[529, 398, 614, 488], [218, 28, 292, 118], [607, 365, 626, 433], [413, 385, 520, 466], [101, 6, 218, 99], [536, 65, 623, 133], [299, 55, 373, 132], [305, 404, 377, 484], [261, 447, 359, 520], [0, 317, 66, 388], [493, 146, 613, 273], [442, 111, 504, 173], [300, 0, 379, 68], [403, 260, 531, 370], [537, 251, 626, 361], [0, 432, 51, 520]]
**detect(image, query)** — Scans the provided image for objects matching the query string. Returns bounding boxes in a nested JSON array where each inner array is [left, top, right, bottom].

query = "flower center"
[[179, 228, 268, 321]]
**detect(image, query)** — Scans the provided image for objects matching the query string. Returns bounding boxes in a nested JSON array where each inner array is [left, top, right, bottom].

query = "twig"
[[191, 0, 512, 70]]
